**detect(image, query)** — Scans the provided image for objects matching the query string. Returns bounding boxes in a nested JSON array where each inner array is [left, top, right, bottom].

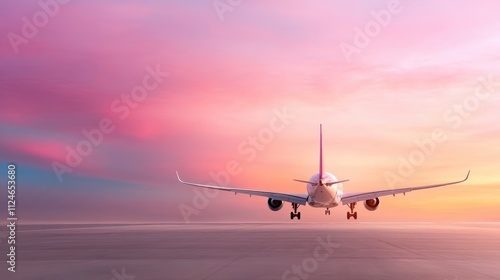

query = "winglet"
[[176, 171, 183, 183], [464, 170, 470, 181]]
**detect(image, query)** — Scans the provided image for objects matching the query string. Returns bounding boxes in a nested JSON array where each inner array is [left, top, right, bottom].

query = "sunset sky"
[[1, 0, 499, 223]]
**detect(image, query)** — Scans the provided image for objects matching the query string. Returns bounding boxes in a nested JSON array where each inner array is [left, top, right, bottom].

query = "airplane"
[[176, 124, 470, 220]]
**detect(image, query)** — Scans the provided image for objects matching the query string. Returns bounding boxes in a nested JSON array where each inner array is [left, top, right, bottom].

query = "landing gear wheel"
[[290, 203, 301, 220], [347, 202, 358, 220], [325, 209, 330, 215]]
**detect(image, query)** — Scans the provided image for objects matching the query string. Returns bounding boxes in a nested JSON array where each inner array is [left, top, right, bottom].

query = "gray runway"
[[2, 223, 500, 280]]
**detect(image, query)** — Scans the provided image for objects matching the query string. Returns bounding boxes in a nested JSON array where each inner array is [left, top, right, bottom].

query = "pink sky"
[[0, 0, 499, 223]]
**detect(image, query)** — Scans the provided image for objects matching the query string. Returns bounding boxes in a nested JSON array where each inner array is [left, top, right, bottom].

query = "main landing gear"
[[325, 208, 330, 215], [347, 202, 357, 220], [290, 203, 301, 220]]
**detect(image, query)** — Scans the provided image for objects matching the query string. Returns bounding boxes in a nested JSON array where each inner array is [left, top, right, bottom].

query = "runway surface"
[[2, 223, 500, 280]]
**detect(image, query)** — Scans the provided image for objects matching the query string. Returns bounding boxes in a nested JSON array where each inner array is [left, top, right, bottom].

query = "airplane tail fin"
[[292, 124, 350, 185], [319, 124, 324, 178]]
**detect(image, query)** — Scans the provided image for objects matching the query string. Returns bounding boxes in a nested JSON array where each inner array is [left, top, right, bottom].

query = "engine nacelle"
[[267, 198, 283, 211], [363, 197, 380, 211]]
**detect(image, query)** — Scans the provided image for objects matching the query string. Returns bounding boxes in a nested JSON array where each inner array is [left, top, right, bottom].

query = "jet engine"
[[267, 198, 283, 211], [363, 197, 380, 211]]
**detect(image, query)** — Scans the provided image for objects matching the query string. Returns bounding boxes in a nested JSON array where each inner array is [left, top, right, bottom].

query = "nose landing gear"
[[325, 208, 330, 215], [347, 202, 357, 220]]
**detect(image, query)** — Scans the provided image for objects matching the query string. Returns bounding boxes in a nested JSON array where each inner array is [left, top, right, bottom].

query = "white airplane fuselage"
[[306, 172, 343, 208]]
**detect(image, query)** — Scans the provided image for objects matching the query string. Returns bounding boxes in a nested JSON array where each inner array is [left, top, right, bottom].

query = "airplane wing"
[[176, 172, 309, 205], [341, 171, 470, 205]]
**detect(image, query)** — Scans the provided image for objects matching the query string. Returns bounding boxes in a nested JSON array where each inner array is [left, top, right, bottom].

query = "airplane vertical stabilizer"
[[319, 124, 324, 179]]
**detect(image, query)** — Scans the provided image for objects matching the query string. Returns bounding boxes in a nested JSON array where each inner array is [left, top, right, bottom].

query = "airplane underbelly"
[[315, 189, 333, 201], [308, 197, 340, 208], [307, 185, 340, 207]]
